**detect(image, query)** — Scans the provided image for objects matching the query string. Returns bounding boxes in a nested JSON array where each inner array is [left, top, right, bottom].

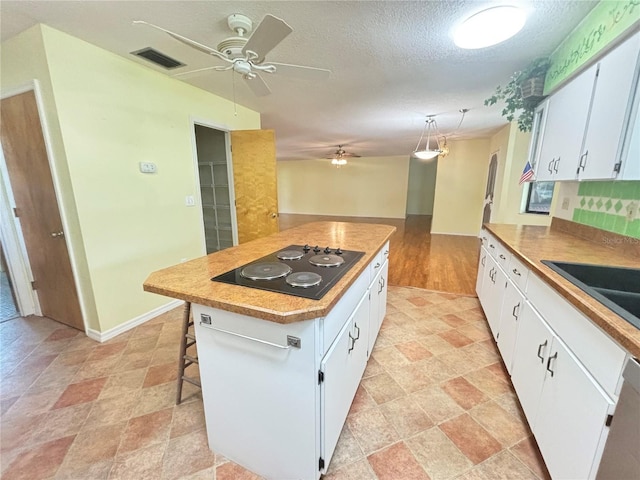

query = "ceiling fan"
[[326, 145, 360, 166], [133, 14, 331, 97]]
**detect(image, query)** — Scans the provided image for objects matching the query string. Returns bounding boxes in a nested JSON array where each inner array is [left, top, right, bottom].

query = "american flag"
[[519, 161, 534, 185]]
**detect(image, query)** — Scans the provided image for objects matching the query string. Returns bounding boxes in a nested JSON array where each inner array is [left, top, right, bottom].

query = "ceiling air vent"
[[131, 47, 185, 69]]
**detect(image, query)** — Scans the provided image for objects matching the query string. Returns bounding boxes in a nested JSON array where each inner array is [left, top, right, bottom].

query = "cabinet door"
[[580, 32, 640, 180], [496, 279, 525, 374], [478, 254, 495, 313], [534, 337, 613, 480], [484, 257, 507, 340], [321, 293, 369, 470], [475, 247, 487, 297], [537, 64, 598, 181], [528, 100, 549, 180], [511, 305, 554, 426], [378, 261, 389, 328]]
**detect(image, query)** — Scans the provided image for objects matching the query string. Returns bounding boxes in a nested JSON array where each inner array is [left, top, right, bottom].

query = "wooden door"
[[0, 91, 84, 330], [230, 129, 279, 243]]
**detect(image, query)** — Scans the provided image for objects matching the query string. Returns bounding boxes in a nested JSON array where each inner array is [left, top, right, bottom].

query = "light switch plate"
[[139, 162, 157, 173], [185, 195, 196, 206]]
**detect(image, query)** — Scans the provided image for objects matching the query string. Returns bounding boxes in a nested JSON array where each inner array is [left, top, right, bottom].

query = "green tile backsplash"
[[572, 181, 640, 238]]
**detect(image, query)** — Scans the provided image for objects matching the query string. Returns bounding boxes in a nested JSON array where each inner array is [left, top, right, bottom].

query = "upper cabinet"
[[532, 32, 640, 182]]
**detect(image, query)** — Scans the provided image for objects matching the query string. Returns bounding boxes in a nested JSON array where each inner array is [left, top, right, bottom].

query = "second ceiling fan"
[[134, 13, 331, 96]]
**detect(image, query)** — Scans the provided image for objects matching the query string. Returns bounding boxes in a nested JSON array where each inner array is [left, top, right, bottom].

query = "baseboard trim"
[[429, 231, 479, 237], [86, 299, 184, 343]]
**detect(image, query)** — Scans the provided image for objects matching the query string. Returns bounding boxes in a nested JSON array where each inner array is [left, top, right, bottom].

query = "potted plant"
[[484, 57, 551, 132]]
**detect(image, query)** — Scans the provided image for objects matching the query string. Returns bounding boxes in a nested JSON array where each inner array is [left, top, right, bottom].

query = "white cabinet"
[[579, 32, 640, 180], [321, 293, 370, 468], [481, 255, 507, 340], [512, 305, 614, 480], [368, 259, 389, 355], [534, 337, 613, 480], [532, 32, 640, 181], [535, 63, 598, 181], [496, 278, 525, 374], [475, 246, 487, 297], [619, 43, 640, 180]]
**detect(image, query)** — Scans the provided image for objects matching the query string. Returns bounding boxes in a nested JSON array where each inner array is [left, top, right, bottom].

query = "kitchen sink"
[[541, 261, 640, 329]]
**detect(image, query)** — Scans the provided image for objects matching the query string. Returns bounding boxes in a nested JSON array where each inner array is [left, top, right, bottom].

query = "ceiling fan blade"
[[268, 62, 331, 81], [242, 15, 292, 62], [133, 20, 230, 63], [245, 74, 271, 97], [171, 65, 232, 78]]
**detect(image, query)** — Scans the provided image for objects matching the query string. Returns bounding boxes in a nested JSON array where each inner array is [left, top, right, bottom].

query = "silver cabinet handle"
[[499, 254, 506, 260], [548, 158, 554, 174], [201, 322, 300, 349], [512, 268, 521, 276], [512, 302, 520, 320], [384, 250, 389, 257], [481, 256, 486, 266], [553, 158, 560, 173], [51, 231, 65, 237], [579, 151, 588, 172], [374, 262, 381, 269], [348, 332, 356, 353]]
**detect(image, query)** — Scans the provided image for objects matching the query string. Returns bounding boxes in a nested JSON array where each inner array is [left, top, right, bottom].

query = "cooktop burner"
[[308, 254, 345, 267], [286, 272, 322, 288], [211, 244, 365, 300], [241, 262, 292, 281]]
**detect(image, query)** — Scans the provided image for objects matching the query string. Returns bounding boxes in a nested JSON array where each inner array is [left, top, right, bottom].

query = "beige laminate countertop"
[[485, 223, 640, 358], [143, 222, 396, 324]]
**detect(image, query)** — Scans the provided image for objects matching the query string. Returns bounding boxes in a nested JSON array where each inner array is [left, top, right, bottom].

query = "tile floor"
[[0, 286, 550, 480], [0, 271, 19, 323]]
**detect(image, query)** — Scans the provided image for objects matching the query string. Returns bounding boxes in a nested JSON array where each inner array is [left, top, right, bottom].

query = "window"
[[525, 181, 554, 214]]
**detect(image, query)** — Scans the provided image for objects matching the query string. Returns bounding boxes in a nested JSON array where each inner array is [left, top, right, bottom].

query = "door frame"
[[189, 116, 239, 251], [0, 80, 88, 332]]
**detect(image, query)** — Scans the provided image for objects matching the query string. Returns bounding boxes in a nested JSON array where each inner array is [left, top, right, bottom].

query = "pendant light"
[[413, 116, 442, 160]]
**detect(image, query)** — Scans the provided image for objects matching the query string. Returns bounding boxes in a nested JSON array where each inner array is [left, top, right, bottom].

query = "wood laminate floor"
[[279, 214, 480, 296]]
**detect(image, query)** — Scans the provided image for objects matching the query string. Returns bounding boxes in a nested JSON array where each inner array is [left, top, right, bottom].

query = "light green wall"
[[0, 25, 100, 330], [488, 123, 556, 227], [431, 139, 491, 236], [546, 0, 640, 93], [277, 156, 411, 218], [1, 25, 261, 333], [406, 157, 437, 215]]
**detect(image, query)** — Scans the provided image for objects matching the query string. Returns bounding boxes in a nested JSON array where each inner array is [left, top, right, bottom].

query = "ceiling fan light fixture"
[[453, 6, 526, 49], [331, 158, 347, 166]]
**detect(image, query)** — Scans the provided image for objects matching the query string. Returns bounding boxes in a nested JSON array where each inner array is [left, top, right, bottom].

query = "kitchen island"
[[144, 222, 395, 480]]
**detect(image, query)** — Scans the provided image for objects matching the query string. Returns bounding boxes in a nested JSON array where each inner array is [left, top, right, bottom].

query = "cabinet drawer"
[[369, 241, 389, 281], [526, 273, 627, 397], [508, 255, 529, 291], [486, 233, 500, 259], [495, 242, 510, 269]]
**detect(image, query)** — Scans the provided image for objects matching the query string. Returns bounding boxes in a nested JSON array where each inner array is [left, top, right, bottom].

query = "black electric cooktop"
[[211, 244, 365, 300]]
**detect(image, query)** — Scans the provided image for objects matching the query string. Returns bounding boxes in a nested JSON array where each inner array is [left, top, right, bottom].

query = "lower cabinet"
[[480, 255, 507, 340], [321, 292, 370, 468], [511, 301, 614, 480], [368, 260, 389, 356], [475, 246, 487, 297], [496, 278, 525, 374]]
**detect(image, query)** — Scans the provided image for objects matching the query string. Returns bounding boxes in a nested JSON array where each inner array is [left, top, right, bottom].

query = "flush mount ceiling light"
[[454, 6, 526, 49]]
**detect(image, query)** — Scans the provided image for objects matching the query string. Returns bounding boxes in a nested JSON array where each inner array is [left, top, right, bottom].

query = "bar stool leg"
[[176, 302, 192, 405]]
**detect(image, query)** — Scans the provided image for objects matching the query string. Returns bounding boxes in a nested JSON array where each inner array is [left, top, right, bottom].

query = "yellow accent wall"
[[277, 156, 410, 218], [431, 139, 491, 236], [489, 123, 556, 226], [1, 25, 261, 333]]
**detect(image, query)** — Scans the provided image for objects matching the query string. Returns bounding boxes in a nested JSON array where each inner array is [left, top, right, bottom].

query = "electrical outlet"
[[180, 258, 187, 263], [626, 202, 638, 222], [561, 197, 570, 210]]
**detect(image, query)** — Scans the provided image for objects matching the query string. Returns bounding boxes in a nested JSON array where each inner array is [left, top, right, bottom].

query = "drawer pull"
[[512, 302, 520, 320], [384, 250, 389, 257], [548, 158, 554, 174], [489, 244, 495, 249], [546, 352, 558, 377], [554, 158, 560, 173], [499, 254, 506, 260], [348, 332, 356, 353], [374, 262, 381, 269], [481, 255, 486, 266], [353, 322, 360, 341], [202, 322, 299, 350], [512, 268, 521, 276], [378, 276, 385, 293], [537, 340, 548, 363]]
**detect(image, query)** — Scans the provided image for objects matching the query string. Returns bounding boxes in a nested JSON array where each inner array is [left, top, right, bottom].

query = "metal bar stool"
[[176, 301, 201, 405]]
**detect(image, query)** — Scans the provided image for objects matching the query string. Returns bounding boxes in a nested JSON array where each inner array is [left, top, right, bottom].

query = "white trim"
[[189, 116, 239, 251], [429, 231, 480, 237], [87, 299, 184, 343]]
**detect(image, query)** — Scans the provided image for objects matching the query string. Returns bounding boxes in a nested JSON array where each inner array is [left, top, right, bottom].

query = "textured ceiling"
[[1, 1, 597, 160]]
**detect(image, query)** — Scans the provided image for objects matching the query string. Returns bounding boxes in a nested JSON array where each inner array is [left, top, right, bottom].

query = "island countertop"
[[484, 222, 640, 358], [143, 222, 396, 324]]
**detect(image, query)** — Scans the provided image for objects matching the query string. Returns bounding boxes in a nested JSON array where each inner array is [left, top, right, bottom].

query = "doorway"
[[0, 244, 19, 323], [405, 156, 438, 219], [0, 89, 85, 330], [193, 124, 238, 254], [482, 152, 499, 224]]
